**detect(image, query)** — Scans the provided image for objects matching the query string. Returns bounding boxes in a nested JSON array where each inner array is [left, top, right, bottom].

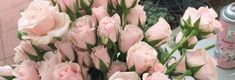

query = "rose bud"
[[148, 62, 166, 74], [58, 0, 91, 12], [118, 0, 140, 8], [107, 60, 127, 78], [127, 42, 158, 74], [127, 5, 146, 26], [142, 72, 170, 80], [145, 17, 172, 47], [109, 72, 140, 80], [55, 39, 75, 61], [91, 45, 111, 70], [76, 50, 93, 68], [0, 65, 13, 77], [118, 24, 143, 53], [92, 6, 109, 22]]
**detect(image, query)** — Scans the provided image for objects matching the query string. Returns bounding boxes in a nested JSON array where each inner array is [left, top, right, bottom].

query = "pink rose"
[[39, 51, 62, 80], [93, 0, 108, 9], [53, 62, 83, 80], [127, 42, 158, 74], [176, 49, 217, 80], [98, 14, 120, 44], [18, 0, 71, 45], [182, 7, 222, 32], [109, 72, 140, 80], [148, 62, 166, 74], [58, 0, 90, 12], [175, 31, 198, 47], [0, 65, 13, 76], [92, 6, 109, 22], [91, 45, 111, 70], [55, 39, 75, 61], [80, 66, 91, 80], [68, 15, 96, 49], [127, 5, 146, 25], [0, 77, 6, 80], [118, 0, 140, 8], [145, 17, 172, 47], [76, 50, 93, 68], [118, 24, 143, 53], [142, 72, 169, 80], [13, 60, 40, 80], [14, 41, 36, 63], [107, 60, 127, 78]]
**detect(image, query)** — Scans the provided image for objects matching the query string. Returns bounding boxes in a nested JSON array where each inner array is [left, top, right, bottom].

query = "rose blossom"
[[109, 72, 140, 80], [18, 0, 71, 45], [58, 0, 90, 12], [98, 14, 120, 44], [39, 51, 62, 80], [127, 42, 158, 74], [176, 49, 217, 80], [182, 7, 222, 33], [127, 5, 146, 26], [68, 15, 96, 49], [14, 40, 36, 63], [92, 6, 109, 22], [91, 45, 111, 70], [80, 66, 91, 80], [93, 0, 108, 9], [175, 31, 198, 47], [118, 24, 143, 53], [107, 60, 127, 78], [0, 65, 13, 76], [55, 39, 75, 61], [118, 0, 140, 8], [148, 62, 166, 74], [53, 62, 83, 80], [13, 60, 40, 80], [76, 50, 93, 68], [142, 72, 170, 80], [145, 17, 172, 47]]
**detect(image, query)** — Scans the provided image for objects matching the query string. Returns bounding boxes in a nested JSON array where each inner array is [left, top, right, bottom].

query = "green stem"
[[163, 30, 198, 64], [166, 48, 186, 74], [205, 44, 215, 50]]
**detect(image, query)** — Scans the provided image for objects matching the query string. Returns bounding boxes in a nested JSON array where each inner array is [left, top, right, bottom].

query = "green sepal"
[[194, 18, 201, 28], [74, 0, 82, 18], [129, 65, 135, 71], [148, 39, 163, 47], [80, 0, 92, 15], [86, 43, 95, 49], [2, 76, 15, 80], [190, 65, 204, 75], [166, 62, 177, 74], [17, 31, 27, 40], [156, 48, 169, 64], [99, 59, 108, 74], [128, 0, 138, 9], [48, 43, 57, 50], [65, 5, 76, 21]]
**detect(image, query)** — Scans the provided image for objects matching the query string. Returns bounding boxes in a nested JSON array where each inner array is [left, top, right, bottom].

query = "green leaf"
[[2, 76, 15, 80], [99, 59, 108, 74], [129, 65, 135, 71], [194, 18, 201, 28], [17, 31, 26, 40]]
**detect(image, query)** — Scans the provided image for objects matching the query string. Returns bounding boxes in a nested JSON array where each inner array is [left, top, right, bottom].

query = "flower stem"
[[163, 30, 198, 64], [205, 44, 215, 50]]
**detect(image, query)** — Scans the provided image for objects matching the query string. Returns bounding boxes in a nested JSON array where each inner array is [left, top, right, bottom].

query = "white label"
[[226, 24, 235, 41]]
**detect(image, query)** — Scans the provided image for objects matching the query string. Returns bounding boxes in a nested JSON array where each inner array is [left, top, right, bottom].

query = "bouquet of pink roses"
[[0, 0, 222, 80]]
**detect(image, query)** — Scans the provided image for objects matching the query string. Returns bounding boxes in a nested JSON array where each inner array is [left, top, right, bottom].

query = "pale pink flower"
[[13, 60, 40, 80], [107, 60, 127, 78], [118, 0, 140, 8], [98, 14, 120, 44], [145, 17, 172, 47], [92, 6, 109, 22], [91, 45, 111, 69], [76, 50, 93, 68], [68, 15, 96, 49], [18, 0, 71, 45], [127, 42, 158, 74], [109, 72, 140, 80], [127, 5, 146, 25], [118, 24, 143, 53], [53, 62, 83, 80], [142, 72, 170, 80], [0, 65, 13, 76], [93, 0, 108, 9], [148, 62, 166, 74], [55, 39, 75, 61]]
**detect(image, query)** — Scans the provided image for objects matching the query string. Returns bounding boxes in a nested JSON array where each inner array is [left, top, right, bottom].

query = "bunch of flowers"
[[0, 0, 222, 80]]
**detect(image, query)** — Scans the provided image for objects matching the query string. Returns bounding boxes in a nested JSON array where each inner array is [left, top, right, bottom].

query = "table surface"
[[194, 39, 235, 80]]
